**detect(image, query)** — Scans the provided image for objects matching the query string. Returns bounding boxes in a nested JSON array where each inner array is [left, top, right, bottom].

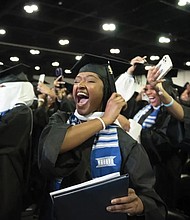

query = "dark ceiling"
[[0, 0, 190, 79]]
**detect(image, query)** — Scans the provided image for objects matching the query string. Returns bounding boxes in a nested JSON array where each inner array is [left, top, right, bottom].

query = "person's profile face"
[[73, 71, 104, 115]]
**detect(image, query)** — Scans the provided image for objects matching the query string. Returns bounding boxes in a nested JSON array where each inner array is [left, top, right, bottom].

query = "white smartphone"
[[38, 74, 45, 83], [156, 55, 173, 80]]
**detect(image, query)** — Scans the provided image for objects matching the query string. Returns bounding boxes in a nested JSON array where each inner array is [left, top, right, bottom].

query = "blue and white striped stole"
[[133, 104, 161, 129], [68, 113, 122, 179], [141, 106, 160, 129], [91, 124, 121, 178]]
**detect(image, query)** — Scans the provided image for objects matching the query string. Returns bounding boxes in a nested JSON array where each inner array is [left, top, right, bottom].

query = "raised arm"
[[60, 92, 126, 153], [147, 66, 184, 121]]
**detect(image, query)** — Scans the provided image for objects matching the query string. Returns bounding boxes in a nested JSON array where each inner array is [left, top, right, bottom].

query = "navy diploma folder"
[[50, 172, 129, 220]]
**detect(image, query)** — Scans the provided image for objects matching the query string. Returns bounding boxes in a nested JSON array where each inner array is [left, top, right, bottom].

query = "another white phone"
[[38, 74, 45, 83], [156, 55, 173, 80]]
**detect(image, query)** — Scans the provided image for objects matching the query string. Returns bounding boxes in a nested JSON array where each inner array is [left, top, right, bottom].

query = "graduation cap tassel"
[[107, 63, 113, 75]]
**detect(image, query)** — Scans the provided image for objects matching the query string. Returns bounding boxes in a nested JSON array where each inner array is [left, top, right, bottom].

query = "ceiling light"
[[35, 66, 40, 70], [31, 4, 38, 11], [159, 36, 171, 43], [109, 24, 116, 31], [24, 4, 38, 14], [178, 0, 190, 6], [102, 23, 116, 31], [59, 39, 69, 45], [110, 48, 120, 54], [30, 49, 40, 55], [0, 29, 6, 35], [145, 65, 152, 70], [10, 56, 19, 62], [24, 6, 33, 13], [64, 69, 71, 74], [185, 61, 190, 66], [52, 61, 59, 67], [150, 55, 160, 61], [0, 61, 3, 65], [75, 55, 82, 60]]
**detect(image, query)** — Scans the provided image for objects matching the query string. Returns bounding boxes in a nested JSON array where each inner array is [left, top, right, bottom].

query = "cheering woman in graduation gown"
[[38, 54, 167, 220], [147, 66, 190, 154], [0, 64, 35, 220]]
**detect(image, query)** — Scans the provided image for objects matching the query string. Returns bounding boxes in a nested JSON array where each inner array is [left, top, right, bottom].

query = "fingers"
[[54, 75, 63, 87], [130, 56, 147, 65], [55, 75, 62, 82], [111, 188, 136, 205], [107, 195, 135, 214], [106, 188, 144, 216], [110, 93, 126, 108], [103, 93, 127, 124], [110, 92, 125, 101], [128, 188, 136, 197], [37, 82, 43, 91]]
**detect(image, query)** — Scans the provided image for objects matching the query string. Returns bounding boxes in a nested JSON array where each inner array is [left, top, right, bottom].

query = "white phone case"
[[156, 55, 173, 80], [38, 74, 45, 83]]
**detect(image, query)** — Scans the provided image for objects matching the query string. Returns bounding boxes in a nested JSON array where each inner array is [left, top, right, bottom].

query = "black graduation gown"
[[181, 105, 190, 152], [132, 103, 184, 208], [38, 111, 167, 220], [0, 104, 32, 220]]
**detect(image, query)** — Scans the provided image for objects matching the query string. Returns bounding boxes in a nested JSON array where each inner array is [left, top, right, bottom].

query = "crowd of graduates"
[[0, 55, 190, 220]]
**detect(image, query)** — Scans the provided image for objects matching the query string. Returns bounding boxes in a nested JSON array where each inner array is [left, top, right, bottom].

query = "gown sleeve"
[[0, 105, 33, 219], [38, 111, 92, 179], [181, 105, 190, 150], [183, 105, 190, 123], [118, 128, 167, 220]]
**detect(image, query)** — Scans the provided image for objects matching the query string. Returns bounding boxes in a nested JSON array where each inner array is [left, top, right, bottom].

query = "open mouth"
[[76, 92, 89, 105], [148, 96, 156, 103]]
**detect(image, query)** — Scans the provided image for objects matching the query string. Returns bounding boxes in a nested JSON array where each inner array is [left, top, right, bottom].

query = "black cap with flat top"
[[71, 53, 129, 110], [71, 53, 130, 78], [0, 63, 30, 83]]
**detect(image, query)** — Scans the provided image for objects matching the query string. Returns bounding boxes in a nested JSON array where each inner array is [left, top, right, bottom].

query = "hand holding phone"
[[55, 68, 65, 88], [156, 55, 173, 80]]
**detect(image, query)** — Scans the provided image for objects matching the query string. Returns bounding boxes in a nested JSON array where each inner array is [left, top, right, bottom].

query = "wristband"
[[163, 96, 174, 107], [96, 117, 106, 130]]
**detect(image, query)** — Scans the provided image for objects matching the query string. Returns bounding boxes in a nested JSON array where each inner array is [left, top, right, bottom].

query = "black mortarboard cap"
[[174, 84, 184, 95], [71, 53, 129, 77], [71, 53, 129, 110], [173, 84, 186, 96], [133, 63, 148, 76], [0, 63, 30, 83], [165, 68, 178, 78]]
